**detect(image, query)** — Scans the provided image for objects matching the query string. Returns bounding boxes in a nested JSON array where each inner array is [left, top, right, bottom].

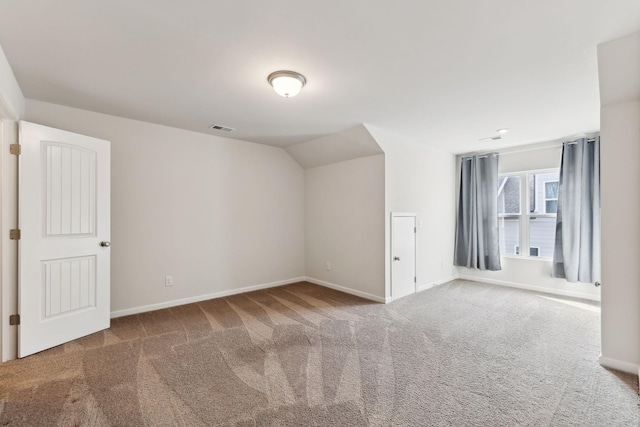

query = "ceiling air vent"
[[479, 135, 502, 142], [209, 124, 235, 132]]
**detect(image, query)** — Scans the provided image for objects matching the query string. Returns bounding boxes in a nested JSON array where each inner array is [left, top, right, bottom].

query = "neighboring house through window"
[[497, 175, 521, 256], [544, 180, 559, 213], [514, 245, 540, 256]]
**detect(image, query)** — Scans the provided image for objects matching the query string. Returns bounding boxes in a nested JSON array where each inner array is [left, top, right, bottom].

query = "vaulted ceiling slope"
[[285, 125, 382, 169], [0, 1, 638, 153]]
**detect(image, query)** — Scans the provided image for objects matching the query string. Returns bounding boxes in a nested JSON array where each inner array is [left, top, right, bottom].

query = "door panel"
[[19, 121, 110, 357], [45, 143, 96, 236], [42, 256, 96, 318], [392, 215, 416, 300]]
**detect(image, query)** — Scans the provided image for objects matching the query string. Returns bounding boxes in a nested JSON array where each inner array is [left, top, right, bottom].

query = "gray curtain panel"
[[552, 137, 601, 283], [454, 153, 501, 271]]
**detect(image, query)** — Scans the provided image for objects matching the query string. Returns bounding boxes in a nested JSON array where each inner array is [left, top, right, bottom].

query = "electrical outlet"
[[165, 276, 173, 286], [326, 262, 331, 271]]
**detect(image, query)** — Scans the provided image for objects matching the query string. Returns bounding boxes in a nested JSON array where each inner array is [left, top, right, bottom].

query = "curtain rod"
[[464, 134, 599, 159], [566, 137, 598, 145], [501, 137, 598, 154], [464, 153, 496, 160]]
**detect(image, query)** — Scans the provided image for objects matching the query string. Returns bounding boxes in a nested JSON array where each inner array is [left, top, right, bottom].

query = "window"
[[498, 170, 559, 258]]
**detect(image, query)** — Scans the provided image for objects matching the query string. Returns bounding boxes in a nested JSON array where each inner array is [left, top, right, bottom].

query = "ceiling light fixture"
[[267, 70, 306, 98], [496, 128, 510, 134]]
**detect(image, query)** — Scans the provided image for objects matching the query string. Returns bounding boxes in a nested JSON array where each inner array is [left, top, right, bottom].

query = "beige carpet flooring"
[[0, 280, 638, 426]]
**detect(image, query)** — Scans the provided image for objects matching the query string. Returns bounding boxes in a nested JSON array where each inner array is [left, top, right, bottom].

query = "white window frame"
[[499, 168, 559, 260]]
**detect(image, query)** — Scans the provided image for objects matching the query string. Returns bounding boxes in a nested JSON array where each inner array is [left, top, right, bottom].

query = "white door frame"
[[390, 212, 417, 301], [0, 98, 20, 362]]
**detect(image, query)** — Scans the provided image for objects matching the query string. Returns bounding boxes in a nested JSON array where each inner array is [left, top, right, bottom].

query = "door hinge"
[[9, 229, 20, 240], [414, 276, 417, 283], [414, 227, 417, 233], [9, 314, 20, 326], [9, 143, 21, 155]]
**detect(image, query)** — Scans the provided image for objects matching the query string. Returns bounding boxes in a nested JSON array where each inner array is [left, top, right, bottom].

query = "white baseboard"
[[417, 283, 435, 292], [385, 275, 459, 303], [417, 275, 458, 292], [304, 277, 386, 303], [599, 355, 640, 376], [110, 277, 306, 318], [457, 275, 600, 302]]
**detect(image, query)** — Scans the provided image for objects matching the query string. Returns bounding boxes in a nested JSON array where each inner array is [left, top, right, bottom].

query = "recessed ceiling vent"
[[209, 124, 235, 132], [479, 136, 502, 142]]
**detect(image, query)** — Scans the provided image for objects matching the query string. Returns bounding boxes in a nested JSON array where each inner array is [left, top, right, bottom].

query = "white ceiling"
[[0, 1, 638, 154]]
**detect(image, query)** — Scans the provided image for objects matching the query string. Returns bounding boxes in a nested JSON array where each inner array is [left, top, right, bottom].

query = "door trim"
[[0, 119, 18, 362], [390, 212, 417, 301], [0, 50, 23, 361]]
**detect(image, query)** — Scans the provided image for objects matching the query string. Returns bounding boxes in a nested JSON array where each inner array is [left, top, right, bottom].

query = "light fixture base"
[[267, 70, 306, 97]]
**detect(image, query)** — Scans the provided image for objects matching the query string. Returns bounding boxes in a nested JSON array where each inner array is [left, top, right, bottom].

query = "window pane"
[[528, 172, 560, 214], [545, 200, 558, 214], [545, 181, 559, 199], [529, 216, 557, 258], [498, 176, 520, 214], [499, 216, 520, 256]]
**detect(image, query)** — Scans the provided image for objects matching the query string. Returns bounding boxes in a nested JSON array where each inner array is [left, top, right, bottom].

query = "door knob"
[[394, 256, 400, 261], [100, 241, 111, 247]]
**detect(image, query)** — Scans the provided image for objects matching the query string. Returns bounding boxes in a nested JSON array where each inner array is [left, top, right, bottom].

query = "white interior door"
[[19, 121, 110, 357], [392, 214, 416, 300]]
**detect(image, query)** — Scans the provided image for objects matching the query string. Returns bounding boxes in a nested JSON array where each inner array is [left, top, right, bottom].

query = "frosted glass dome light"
[[268, 70, 306, 98]]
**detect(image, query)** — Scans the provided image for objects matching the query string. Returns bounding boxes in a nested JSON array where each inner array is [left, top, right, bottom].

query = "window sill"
[[501, 255, 552, 262]]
